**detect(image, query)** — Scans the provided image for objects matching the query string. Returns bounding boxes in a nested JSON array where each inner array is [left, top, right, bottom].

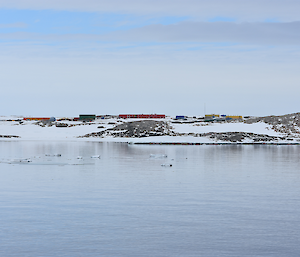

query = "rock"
[[81, 120, 175, 138]]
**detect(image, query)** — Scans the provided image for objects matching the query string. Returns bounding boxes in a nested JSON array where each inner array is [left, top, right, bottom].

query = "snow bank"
[[171, 122, 282, 136]]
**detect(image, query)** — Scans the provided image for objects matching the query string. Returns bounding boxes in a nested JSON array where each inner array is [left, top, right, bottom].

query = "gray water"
[[1, 141, 300, 257]]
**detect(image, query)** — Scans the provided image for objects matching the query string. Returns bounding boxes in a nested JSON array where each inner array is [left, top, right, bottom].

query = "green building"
[[79, 114, 96, 121]]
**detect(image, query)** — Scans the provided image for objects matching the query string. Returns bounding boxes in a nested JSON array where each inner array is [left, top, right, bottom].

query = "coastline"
[[1, 116, 300, 145]]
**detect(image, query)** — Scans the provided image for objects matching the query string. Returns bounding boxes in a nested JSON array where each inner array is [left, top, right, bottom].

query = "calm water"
[[1, 141, 300, 257]]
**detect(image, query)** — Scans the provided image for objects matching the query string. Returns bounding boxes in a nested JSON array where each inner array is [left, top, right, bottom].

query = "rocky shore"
[[195, 132, 290, 142], [244, 113, 300, 135], [80, 116, 300, 143]]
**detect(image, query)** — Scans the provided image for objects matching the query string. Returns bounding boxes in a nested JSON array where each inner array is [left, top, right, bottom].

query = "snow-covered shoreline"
[[1, 115, 300, 144]]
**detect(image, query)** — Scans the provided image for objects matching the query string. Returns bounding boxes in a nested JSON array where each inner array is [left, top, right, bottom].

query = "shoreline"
[[1, 137, 299, 145], [132, 142, 300, 145]]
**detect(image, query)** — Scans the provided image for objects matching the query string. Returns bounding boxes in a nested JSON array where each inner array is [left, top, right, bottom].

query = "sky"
[[0, 0, 299, 117]]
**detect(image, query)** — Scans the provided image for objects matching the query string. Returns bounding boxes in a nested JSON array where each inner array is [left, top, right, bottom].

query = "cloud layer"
[[0, 1, 300, 116], [107, 21, 300, 45], [1, 21, 300, 46], [0, 22, 27, 28], [0, 0, 299, 21]]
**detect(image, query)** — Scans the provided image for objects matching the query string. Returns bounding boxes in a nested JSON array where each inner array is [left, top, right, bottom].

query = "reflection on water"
[[1, 141, 300, 257]]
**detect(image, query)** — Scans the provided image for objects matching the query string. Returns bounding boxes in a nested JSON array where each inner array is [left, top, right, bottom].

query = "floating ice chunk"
[[21, 158, 32, 163], [161, 163, 172, 167], [10, 158, 32, 163], [45, 154, 61, 157], [150, 154, 167, 158]]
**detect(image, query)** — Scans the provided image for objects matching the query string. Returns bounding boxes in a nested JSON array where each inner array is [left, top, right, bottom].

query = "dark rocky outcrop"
[[80, 120, 175, 138], [244, 113, 300, 135]]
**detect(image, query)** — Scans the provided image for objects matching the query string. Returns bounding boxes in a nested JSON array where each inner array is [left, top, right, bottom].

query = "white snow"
[[171, 122, 281, 136], [0, 120, 101, 140], [0, 117, 295, 143]]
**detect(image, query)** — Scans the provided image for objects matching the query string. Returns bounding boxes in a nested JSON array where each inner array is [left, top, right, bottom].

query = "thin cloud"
[[104, 21, 300, 45], [0, 22, 27, 28], [0, 0, 299, 21], [1, 21, 299, 46]]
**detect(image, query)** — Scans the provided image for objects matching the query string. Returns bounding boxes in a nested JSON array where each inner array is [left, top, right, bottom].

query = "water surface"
[[1, 141, 300, 256]]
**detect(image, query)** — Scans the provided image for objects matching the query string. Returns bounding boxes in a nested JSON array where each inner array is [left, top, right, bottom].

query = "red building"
[[119, 114, 165, 119], [23, 117, 51, 121]]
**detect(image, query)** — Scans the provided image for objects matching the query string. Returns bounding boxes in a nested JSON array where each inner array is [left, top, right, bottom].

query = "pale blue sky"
[[0, 0, 299, 117]]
